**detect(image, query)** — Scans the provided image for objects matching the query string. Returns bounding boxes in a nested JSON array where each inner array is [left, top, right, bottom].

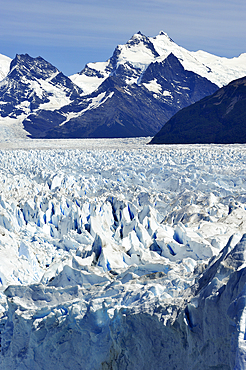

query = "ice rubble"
[[1, 141, 246, 369]]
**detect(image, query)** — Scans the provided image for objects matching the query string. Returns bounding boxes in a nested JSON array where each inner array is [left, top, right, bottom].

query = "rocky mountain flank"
[[150, 76, 246, 144]]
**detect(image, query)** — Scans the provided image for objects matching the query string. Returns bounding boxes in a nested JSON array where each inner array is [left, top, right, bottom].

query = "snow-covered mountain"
[[0, 31, 246, 139], [0, 54, 82, 118], [23, 53, 218, 138], [70, 31, 246, 92]]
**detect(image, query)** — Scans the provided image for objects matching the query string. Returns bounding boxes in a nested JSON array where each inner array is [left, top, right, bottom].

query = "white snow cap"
[[0, 53, 12, 80], [71, 31, 246, 91]]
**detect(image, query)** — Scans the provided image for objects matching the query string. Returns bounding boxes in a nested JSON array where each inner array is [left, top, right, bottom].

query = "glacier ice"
[[1, 139, 246, 369]]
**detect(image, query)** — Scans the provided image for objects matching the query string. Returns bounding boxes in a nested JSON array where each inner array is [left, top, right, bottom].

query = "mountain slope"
[[69, 31, 162, 95], [140, 52, 218, 108], [150, 76, 246, 144]]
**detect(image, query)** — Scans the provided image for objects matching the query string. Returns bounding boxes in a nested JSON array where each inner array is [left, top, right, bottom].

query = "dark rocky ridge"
[[141, 53, 218, 109], [150, 76, 246, 144]]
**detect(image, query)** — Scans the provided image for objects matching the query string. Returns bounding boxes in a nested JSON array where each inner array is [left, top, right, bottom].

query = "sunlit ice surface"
[[1, 138, 246, 369]]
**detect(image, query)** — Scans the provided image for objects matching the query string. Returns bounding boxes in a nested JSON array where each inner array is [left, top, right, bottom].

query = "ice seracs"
[[1, 142, 246, 368]]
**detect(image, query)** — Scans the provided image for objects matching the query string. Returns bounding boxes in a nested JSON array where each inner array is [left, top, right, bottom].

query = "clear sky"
[[1, 0, 245, 76]]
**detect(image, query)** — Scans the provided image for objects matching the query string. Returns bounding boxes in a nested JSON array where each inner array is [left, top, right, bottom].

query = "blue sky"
[[1, 0, 245, 76]]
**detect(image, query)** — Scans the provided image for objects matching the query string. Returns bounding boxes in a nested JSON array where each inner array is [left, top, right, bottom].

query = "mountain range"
[[0, 31, 246, 139]]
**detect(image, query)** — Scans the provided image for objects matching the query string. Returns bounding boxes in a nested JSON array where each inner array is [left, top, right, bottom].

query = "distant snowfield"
[[1, 139, 246, 369]]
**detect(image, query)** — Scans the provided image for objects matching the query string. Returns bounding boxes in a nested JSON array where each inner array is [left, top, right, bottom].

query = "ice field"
[[1, 138, 246, 369]]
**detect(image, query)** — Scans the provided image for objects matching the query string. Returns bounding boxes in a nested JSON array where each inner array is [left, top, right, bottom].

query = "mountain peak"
[[9, 53, 59, 80], [157, 31, 174, 42], [125, 32, 160, 58], [129, 31, 147, 43]]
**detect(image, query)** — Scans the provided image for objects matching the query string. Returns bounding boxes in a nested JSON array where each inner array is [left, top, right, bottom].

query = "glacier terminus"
[[0, 139, 246, 369]]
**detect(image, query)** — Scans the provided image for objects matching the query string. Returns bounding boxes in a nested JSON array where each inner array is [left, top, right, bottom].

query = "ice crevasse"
[[0, 143, 246, 369]]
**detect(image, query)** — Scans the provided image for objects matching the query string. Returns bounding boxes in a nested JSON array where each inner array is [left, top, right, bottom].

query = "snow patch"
[[143, 78, 162, 93]]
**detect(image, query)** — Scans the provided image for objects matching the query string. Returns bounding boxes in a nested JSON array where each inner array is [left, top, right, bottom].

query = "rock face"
[[150, 76, 246, 144]]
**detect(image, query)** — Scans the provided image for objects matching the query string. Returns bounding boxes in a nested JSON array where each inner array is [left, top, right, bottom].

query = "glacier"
[[1, 138, 246, 369]]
